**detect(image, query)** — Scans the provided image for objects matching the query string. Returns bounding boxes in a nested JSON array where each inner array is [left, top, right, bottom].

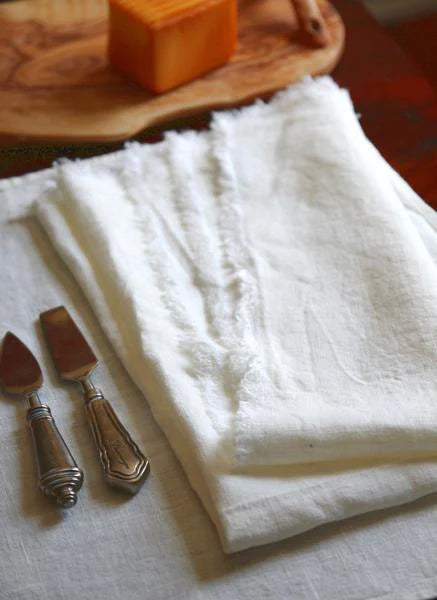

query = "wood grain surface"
[[0, 0, 344, 143]]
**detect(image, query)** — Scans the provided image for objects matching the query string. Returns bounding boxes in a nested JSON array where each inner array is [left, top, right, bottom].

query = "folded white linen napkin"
[[35, 77, 437, 552]]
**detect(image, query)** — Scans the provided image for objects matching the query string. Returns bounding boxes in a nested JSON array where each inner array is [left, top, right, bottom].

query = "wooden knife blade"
[[0, 331, 43, 395]]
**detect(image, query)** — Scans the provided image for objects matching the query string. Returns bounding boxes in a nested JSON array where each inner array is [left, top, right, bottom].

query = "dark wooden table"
[[332, 0, 436, 208], [0, 0, 436, 207]]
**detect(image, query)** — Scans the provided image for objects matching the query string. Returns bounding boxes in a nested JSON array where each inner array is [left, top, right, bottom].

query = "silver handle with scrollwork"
[[82, 382, 150, 494]]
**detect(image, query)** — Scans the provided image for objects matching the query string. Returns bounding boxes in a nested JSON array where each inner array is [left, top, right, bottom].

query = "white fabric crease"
[[33, 77, 437, 552]]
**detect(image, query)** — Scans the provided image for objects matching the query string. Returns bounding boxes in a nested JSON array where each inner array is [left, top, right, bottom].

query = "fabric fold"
[[35, 77, 437, 552]]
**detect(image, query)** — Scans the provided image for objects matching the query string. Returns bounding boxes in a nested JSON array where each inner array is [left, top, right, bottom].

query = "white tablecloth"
[[2, 165, 437, 600]]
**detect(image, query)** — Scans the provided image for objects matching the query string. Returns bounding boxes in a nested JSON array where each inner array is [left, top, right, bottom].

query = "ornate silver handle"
[[83, 386, 150, 494], [27, 404, 84, 508]]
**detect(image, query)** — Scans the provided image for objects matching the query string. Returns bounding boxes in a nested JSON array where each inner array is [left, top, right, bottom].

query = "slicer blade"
[[40, 306, 98, 381]]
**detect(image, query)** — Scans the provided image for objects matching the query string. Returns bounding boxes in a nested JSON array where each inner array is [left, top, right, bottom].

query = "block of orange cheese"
[[108, 0, 238, 93]]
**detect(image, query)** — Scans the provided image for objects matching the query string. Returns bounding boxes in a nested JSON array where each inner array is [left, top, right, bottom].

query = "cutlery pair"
[[0, 306, 150, 508]]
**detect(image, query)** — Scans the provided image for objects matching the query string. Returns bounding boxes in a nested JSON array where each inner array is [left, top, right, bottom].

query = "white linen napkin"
[[35, 77, 437, 552]]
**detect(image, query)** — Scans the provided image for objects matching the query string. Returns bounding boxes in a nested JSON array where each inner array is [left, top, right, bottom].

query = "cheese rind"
[[108, 0, 238, 93]]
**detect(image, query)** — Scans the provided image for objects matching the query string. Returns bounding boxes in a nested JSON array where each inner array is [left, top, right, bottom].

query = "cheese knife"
[[0, 332, 84, 507], [40, 306, 150, 494]]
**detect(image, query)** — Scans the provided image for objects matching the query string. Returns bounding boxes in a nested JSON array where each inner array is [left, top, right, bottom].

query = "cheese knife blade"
[[40, 306, 150, 494], [0, 331, 43, 395], [0, 332, 83, 507]]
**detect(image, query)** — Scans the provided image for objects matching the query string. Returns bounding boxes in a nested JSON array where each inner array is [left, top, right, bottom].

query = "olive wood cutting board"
[[0, 0, 344, 143]]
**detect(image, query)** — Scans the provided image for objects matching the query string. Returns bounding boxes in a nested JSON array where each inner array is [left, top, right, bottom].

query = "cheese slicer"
[[40, 306, 150, 495], [0, 331, 84, 507]]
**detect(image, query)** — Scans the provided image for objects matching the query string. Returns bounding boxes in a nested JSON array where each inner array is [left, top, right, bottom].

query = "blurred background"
[[0, 0, 436, 23], [0, 0, 435, 24], [364, 0, 437, 23], [362, 0, 437, 88]]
